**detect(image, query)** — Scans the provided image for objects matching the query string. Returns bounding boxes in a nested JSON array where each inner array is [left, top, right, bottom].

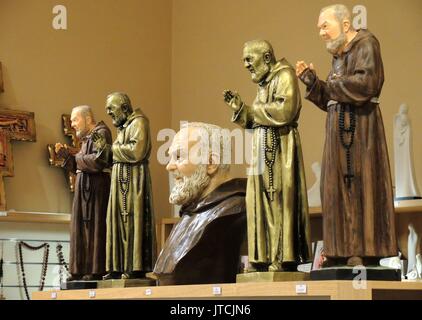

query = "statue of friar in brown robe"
[[56, 105, 112, 281], [296, 4, 397, 266]]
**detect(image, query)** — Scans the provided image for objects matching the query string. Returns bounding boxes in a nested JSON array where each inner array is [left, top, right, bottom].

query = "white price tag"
[[51, 292, 57, 299], [212, 286, 222, 295], [88, 290, 96, 298], [145, 288, 152, 296], [295, 284, 307, 294]]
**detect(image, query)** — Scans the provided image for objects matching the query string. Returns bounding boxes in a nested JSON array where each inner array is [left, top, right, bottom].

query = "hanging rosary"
[[17, 241, 50, 300], [262, 127, 278, 201], [56, 243, 69, 285], [338, 104, 356, 188], [0, 241, 4, 299], [119, 163, 131, 223]]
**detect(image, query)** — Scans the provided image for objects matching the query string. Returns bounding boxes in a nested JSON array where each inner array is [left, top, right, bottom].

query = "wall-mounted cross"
[[0, 62, 4, 93], [47, 114, 81, 192], [0, 62, 36, 211], [0, 110, 36, 211]]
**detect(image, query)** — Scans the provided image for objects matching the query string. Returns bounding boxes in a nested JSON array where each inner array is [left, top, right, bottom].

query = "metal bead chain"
[[119, 163, 131, 221], [262, 127, 278, 201], [56, 243, 69, 284], [18, 241, 50, 300], [339, 104, 356, 188]]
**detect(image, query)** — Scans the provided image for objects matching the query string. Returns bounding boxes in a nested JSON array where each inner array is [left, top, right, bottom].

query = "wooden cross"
[[0, 63, 37, 210], [0, 109, 36, 211], [47, 114, 81, 192], [0, 62, 4, 93]]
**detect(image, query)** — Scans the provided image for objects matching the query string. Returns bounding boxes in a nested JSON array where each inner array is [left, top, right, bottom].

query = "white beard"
[[76, 129, 87, 139], [326, 32, 347, 55], [169, 165, 211, 206]]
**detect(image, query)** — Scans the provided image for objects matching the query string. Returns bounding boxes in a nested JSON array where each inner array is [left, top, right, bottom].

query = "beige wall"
[[0, 0, 172, 221], [171, 0, 422, 196], [0, 0, 421, 228]]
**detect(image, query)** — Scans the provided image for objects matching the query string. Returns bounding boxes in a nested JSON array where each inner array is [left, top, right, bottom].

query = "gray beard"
[[76, 129, 87, 139], [169, 165, 211, 206], [326, 32, 347, 55]]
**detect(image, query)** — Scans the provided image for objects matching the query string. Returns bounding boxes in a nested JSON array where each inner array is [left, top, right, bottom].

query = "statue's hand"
[[296, 61, 316, 87], [223, 90, 243, 112], [92, 132, 106, 150]]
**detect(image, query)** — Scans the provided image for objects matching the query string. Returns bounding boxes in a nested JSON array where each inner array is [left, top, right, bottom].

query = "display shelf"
[[0, 211, 71, 224], [32, 280, 422, 300], [160, 202, 422, 252]]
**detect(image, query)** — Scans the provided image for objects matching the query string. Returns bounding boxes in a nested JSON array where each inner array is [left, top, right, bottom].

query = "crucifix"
[[0, 62, 4, 93], [47, 114, 81, 192], [0, 63, 36, 210], [0, 109, 36, 211]]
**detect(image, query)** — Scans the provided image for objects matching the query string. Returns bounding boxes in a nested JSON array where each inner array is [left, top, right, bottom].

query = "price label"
[[88, 290, 96, 298], [212, 286, 222, 295], [51, 292, 57, 299], [295, 284, 307, 294], [145, 288, 152, 296]]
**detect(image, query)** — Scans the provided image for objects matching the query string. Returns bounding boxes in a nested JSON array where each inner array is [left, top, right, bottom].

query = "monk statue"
[[223, 40, 311, 272], [153, 122, 247, 285], [296, 4, 398, 266], [93, 92, 156, 280], [56, 105, 111, 281]]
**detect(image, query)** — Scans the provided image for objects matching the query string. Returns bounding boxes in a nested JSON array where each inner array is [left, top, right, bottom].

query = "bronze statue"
[[94, 92, 156, 280], [55, 105, 111, 281], [296, 4, 397, 266], [153, 122, 247, 285], [223, 40, 311, 272]]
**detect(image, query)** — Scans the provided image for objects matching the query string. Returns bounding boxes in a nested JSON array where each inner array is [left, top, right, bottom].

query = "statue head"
[[399, 103, 409, 114], [243, 40, 276, 84], [311, 162, 321, 175], [318, 4, 356, 55], [166, 122, 231, 206], [105, 92, 134, 128], [70, 105, 96, 138]]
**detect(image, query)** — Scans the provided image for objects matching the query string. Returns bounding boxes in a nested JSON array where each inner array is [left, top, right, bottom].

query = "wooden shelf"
[[162, 202, 422, 223], [309, 200, 422, 217], [0, 211, 71, 224], [32, 280, 422, 300]]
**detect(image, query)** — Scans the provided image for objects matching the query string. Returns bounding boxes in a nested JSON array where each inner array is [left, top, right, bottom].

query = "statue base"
[[60, 280, 98, 290], [97, 277, 156, 289], [236, 271, 310, 283], [310, 266, 401, 281]]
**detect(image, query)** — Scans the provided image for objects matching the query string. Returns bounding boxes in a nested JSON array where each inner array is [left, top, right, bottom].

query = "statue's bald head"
[[320, 4, 353, 28], [106, 92, 134, 128], [243, 40, 276, 64], [243, 40, 276, 84], [106, 92, 133, 112]]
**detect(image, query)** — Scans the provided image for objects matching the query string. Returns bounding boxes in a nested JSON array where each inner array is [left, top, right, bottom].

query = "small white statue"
[[307, 162, 321, 207], [406, 224, 421, 279], [416, 254, 422, 278], [394, 104, 421, 199]]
